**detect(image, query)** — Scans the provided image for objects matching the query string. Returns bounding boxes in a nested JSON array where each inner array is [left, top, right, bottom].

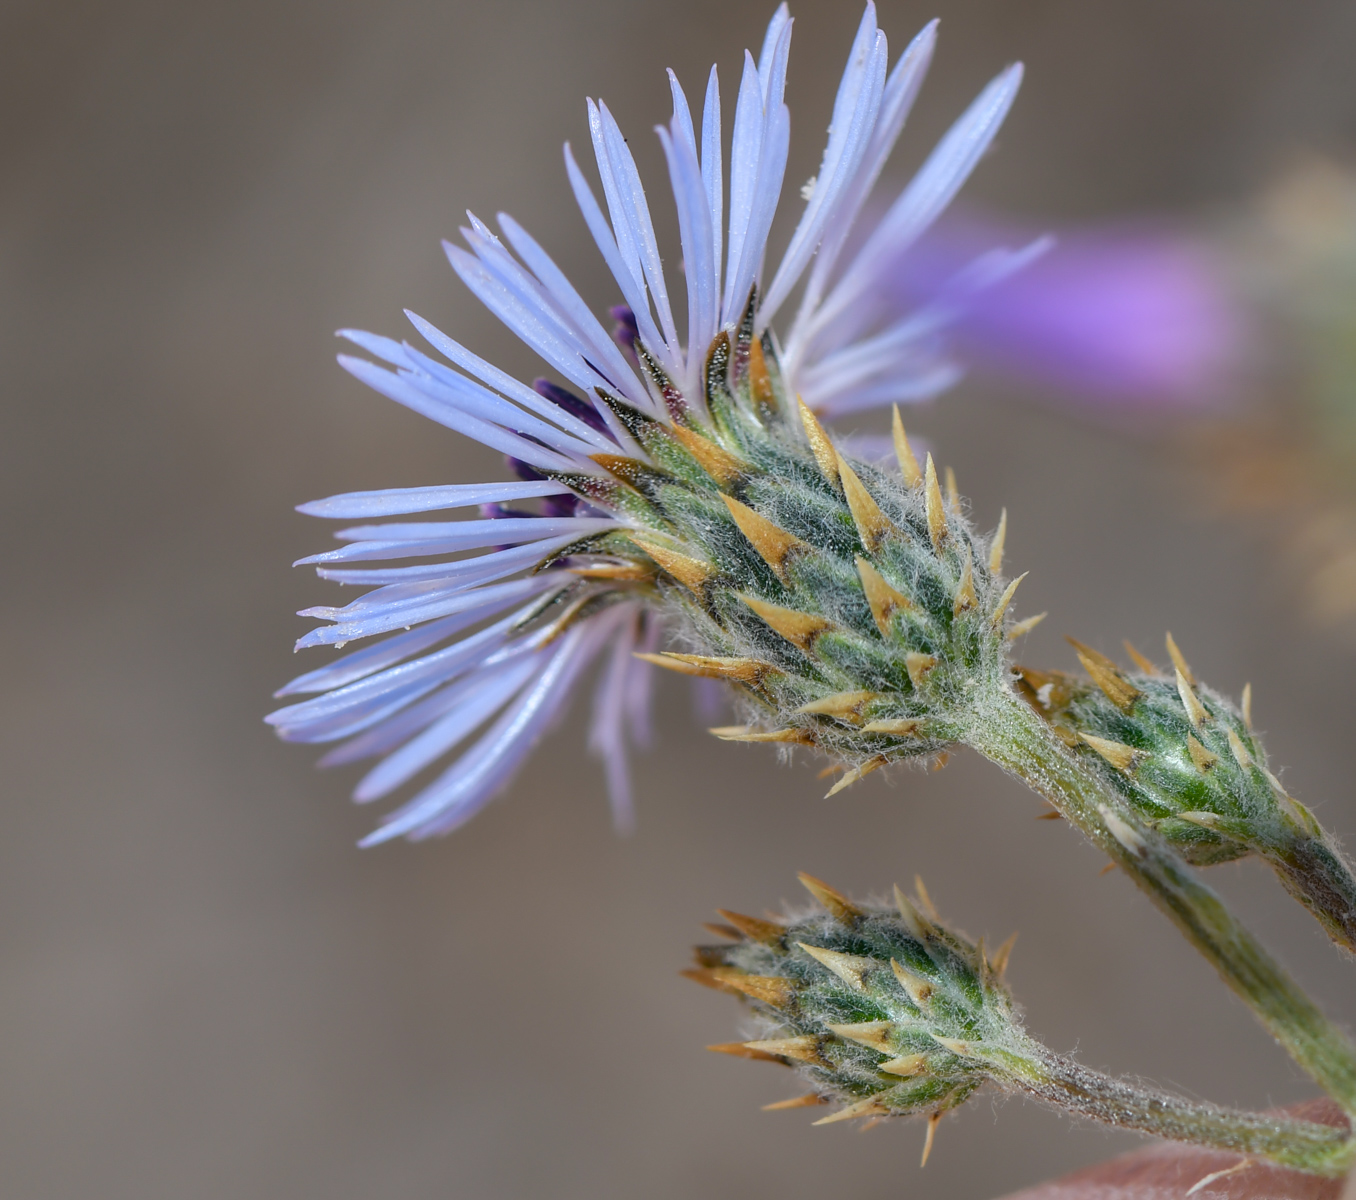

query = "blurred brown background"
[[4, 1, 1356, 1197]]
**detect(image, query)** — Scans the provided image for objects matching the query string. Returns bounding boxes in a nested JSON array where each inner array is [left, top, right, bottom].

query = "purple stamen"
[[533, 378, 610, 436], [505, 457, 547, 482], [610, 305, 640, 368]]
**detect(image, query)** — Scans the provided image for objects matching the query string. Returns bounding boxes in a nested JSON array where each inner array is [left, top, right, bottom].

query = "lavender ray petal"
[[271, 595, 553, 728], [701, 65, 723, 309], [296, 481, 569, 520], [293, 576, 561, 649], [723, 50, 765, 324], [353, 655, 542, 802], [562, 141, 669, 401], [596, 100, 680, 365], [494, 214, 650, 407], [361, 617, 607, 844], [315, 534, 578, 587], [337, 355, 580, 474], [811, 62, 1023, 350], [789, 18, 937, 351], [759, 12, 886, 328]]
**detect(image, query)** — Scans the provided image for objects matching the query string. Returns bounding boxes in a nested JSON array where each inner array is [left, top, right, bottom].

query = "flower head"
[[270, 4, 1027, 844]]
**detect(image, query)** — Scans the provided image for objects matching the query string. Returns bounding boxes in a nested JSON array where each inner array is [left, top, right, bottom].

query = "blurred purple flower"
[[886, 215, 1245, 408]]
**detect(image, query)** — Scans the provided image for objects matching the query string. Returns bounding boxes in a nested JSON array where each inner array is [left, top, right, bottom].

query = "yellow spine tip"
[[988, 508, 1008, 574], [923, 453, 947, 551], [892, 405, 923, 487], [798, 397, 841, 489]]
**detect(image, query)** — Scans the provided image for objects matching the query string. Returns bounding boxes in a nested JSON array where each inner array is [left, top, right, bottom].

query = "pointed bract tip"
[[798, 396, 840, 488], [921, 1112, 941, 1167], [707, 1041, 786, 1063], [890, 957, 935, 1006], [827, 1021, 897, 1053], [1175, 667, 1209, 730], [1177, 810, 1221, 830], [721, 970, 796, 1006], [893, 883, 931, 940], [813, 1098, 888, 1126], [720, 494, 808, 581], [743, 1036, 822, 1064], [717, 908, 786, 945], [1068, 638, 1142, 713], [861, 717, 919, 736], [990, 571, 1027, 628], [906, 651, 938, 688], [747, 334, 777, 417], [914, 875, 939, 919], [991, 932, 1018, 978], [1241, 682, 1253, 729], [823, 755, 887, 797], [1226, 727, 1253, 769], [1165, 632, 1195, 686], [1187, 735, 1218, 774], [763, 1093, 827, 1111], [627, 533, 711, 593], [681, 967, 729, 992], [892, 406, 923, 487], [796, 690, 878, 721], [797, 872, 864, 923], [944, 465, 960, 514], [952, 547, 977, 617], [636, 651, 774, 683], [797, 942, 873, 990], [1007, 612, 1046, 640], [1077, 732, 1139, 773], [856, 556, 915, 638], [837, 452, 894, 552], [738, 593, 832, 651], [669, 424, 747, 486], [709, 724, 814, 744], [683, 966, 793, 1005], [989, 508, 1007, 574], [924, 454, 948, 552], [1099, 805, 1147, 857], [1123, 640, 1156, 674], [881, 1053, 929, 1077]]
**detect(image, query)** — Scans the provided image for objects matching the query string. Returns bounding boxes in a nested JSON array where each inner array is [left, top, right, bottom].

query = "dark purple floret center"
[[533, 377, 610, 436]]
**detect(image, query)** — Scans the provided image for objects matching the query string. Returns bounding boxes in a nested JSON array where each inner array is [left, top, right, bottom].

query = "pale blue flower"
[[269, 3, 1025, 844]]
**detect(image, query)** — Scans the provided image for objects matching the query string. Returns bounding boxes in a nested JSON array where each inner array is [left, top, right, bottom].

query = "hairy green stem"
[[1269, 832, 1356, 957], [966, 686, 1356, 1120], [1011, 1040, 1352, 1175]]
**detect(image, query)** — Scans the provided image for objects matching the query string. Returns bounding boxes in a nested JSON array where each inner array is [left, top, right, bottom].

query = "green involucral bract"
[[688, 874, 1353, 1175], [1014, 651, 1356, 955], [567, 304, 1014, 779]]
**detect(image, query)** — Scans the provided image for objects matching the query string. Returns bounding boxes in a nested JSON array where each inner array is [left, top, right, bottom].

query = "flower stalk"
[[963, 687, 1356, 1121]]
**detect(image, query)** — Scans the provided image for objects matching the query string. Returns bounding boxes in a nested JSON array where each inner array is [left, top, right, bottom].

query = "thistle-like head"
[[687, 872, 1030, 1150], [1016, 635, 1316, 865], [625, 315, 1034, 791]]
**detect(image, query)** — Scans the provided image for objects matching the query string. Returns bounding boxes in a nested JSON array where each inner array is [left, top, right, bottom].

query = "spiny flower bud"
[[686, 872, 1029, 1153], [1016, 636, 1356, 953], [622, 313, 1025, 788], [687, 873, 1356, 1176]]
